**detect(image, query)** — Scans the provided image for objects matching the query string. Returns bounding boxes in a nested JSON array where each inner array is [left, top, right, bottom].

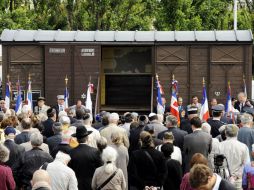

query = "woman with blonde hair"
[[92, 146, 126, 190], [111, 131, 129, 189]]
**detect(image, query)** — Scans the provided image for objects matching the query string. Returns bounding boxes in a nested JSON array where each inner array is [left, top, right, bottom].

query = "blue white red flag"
[[5, 82, 11, 109], [26, 80, 33, 111], [170, 80, 180, 123], [156, 76, 164, 114], [200, 84, 209, 121], [64, 86, 69, 108], [15, 80, 22, 114], [225, 82, 233, 114]]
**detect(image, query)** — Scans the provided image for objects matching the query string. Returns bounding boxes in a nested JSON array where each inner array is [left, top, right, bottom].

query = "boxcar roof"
[[0, 29, 253, 42]]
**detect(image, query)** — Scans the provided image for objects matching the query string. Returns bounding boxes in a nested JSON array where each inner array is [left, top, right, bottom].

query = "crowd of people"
[[0, 92, 253, 190]]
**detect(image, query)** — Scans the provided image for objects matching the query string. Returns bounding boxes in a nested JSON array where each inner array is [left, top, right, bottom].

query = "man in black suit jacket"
[[189, 164, 236, 190], [4, 127, 25, 169], [42, 108, 56, 138], [14, 118, 32, 145], [234, 92, 254, 113], [158, 115, 187, 151], [69, 125, 102, 190], [46, 122, 62, 156], [52, 95, 66, 117], [183, 117, 212, 173]]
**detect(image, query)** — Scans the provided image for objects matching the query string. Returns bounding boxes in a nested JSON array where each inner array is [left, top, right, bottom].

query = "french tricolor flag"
[[170, 79, 180, 123], [200, 82, 209, 121], [156, 75, 164, 114], [26, 80, 33, 111], [5, 82, 11, 109], [15, 80, 22, 115]]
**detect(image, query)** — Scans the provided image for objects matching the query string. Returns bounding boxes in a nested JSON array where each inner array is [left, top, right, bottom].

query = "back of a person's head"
[[138, 115, 148, 126], [109, 113, 119, 123], [189, 164, 213, 189], [30, 132, 43, 147], [241, 113, 253, 125], [190, 153, 208, 168], [32, 169, 51, 188], [96, 136, 107, 153], [190, 117, 202, 129], [102, 146, 118, 174], [149, 114, 158, 121], [21, 118, 32, 130], [140, 131, 154, 148], [75, 109, 84, 120], [201, 122, 211, 134], [124, 113, 133, 123], [165, 115, 178, 127], [0, 143, 9, 163], [111, 131, 123, 145], [53, 122, 62, 134], [225, 124, 239, 138], [55, 151, 71, 164], [161, 143, 174, 158], [1, 118, 12, 129], [59, 116, 70, 126]]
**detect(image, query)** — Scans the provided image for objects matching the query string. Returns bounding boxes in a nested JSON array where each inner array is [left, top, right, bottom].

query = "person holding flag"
[[26, 74, 33, 111], [170, 75, 180, 124], [199, 78, 209, 121], [5, 75, 11, 110], [156, 74, 165, 115], [15, 79, 22, 115]]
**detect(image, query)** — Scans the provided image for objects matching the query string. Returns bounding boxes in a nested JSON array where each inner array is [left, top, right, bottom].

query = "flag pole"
[[203, 77, 205, 87], [65, 75, 68, 87], [234, 0, 238, 30]]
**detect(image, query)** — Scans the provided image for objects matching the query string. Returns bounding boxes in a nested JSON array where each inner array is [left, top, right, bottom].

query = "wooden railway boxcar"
[[0, 29, 253, 114]]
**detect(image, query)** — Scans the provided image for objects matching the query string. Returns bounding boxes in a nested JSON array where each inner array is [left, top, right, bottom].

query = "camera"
[[214, 154, 226, 167]]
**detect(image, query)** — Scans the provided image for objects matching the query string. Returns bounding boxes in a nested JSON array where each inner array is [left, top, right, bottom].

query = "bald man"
[[32, 169, 51, 190]]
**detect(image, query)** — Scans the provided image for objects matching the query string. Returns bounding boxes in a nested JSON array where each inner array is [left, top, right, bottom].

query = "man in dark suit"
[[69, 125, 102, 190], [234, 92, 254, 113], [42, 108, 56, 138], [53, 95, 65, 117], [4, 127, 25, 169], [46, 122, 62, 156], [14, 118, 32, 145], [183, 117, 212, 172], [158, 114, 187, 151]]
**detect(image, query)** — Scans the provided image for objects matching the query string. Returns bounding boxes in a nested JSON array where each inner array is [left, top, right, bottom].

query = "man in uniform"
[[180, 106, 199, 134], [34, 97, 49, 115], [207, 105, 226, 138]]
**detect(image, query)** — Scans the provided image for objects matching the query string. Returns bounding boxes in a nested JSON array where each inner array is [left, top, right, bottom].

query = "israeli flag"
[[26, 80, 33, 111], [64, 87, 69, 108]]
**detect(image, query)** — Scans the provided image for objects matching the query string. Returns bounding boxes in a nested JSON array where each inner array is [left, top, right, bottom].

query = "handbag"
[[96, 169, 118, 190]]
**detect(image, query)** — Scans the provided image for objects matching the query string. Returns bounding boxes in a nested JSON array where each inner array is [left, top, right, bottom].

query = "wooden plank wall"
[[45, 45, 100, 107], [156, 45, 252, 107], [2, 45, 44, 108]]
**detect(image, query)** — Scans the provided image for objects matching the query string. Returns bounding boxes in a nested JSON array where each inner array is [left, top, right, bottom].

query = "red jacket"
[[0, 164, 15, 190]]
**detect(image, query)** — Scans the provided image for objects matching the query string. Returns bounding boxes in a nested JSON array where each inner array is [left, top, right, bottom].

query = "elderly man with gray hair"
[[237, 113, 254, 159], [13, 132, 53, 189], [217, 124, 250, 189], [157, 115, 187, 151]]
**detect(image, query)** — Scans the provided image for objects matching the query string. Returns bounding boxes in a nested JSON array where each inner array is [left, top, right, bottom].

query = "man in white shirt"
[[217, 124, 250, 189], [156, 132, 182, 165], [46, 151, 78, 190]]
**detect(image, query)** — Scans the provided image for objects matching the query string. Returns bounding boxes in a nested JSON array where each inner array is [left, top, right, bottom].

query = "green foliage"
[[0, 0, 252, 32]]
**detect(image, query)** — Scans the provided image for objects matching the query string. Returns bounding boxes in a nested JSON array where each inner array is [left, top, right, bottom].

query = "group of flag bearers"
[[4, 75, 94, 114], [155, 74, 247, 123]]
